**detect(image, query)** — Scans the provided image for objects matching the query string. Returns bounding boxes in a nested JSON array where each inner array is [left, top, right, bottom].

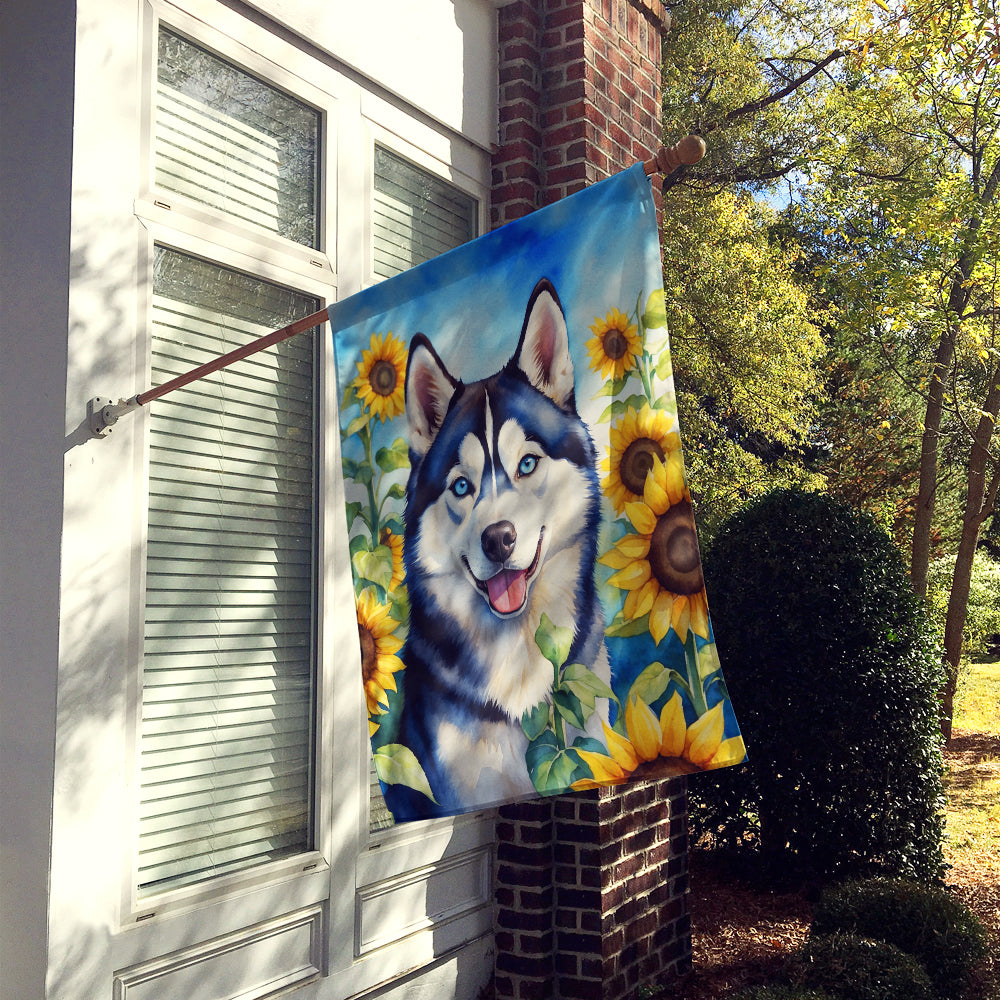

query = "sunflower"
[[356, 589, 405, 736], [586, 307, 642, 380], [380, 527, 405, 591], [352, 332, 407, 423], [572, 693, 746, 789], [603, 403, 684, 514], [600, 454, 710, 644]]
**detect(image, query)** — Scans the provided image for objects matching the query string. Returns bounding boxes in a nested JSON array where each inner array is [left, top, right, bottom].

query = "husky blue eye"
[[451, 477, 472, 497], [517, 454, 539, 477]]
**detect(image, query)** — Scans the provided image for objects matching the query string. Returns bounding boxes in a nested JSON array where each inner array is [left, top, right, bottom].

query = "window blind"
[[156, 28, 320, 248], [138, 248, 319, 895], [368, 148, 478, 831], [372, 146, 477, 280]]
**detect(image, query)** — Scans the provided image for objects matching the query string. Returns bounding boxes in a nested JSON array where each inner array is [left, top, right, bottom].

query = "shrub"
[[732, 987, 836, 1000], [791, 933, 934, 1000], [692, 488, 946, 882], [811, 878, 988, 999]]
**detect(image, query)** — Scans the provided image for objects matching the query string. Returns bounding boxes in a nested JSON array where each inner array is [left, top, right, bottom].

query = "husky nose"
[[482, 520, 516, 564]]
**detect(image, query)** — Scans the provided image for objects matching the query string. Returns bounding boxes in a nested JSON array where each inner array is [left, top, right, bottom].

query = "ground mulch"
[[665, 734, 1000, 1000]]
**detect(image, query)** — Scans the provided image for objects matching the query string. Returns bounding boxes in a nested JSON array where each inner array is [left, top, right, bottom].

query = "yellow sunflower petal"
[[630, 578, 659, 619], [624, 500, 658, 535], [690, 590, 710, 640], [704, 734, 747, 769], [671, 594, 691, 642], [602, 721, 640, 772], [665, 453, 687, 505], [685, 702, 726, 767], [643, 460, 670, 516], [598, 546, 634, 570], [659, 691, 687, 758], [608, 559, 652, 592], [369, 718, 380, 737], [575, 748, 627, 784], [649, 590, 674, 645], [625, 696, 662, 762], [615, 533, 652, 560]]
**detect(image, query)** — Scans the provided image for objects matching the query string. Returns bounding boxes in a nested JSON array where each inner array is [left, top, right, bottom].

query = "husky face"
[[404, 280, 599, 635]]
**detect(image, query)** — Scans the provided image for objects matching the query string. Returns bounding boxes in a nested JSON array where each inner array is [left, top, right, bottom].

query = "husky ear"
[[405, 334, 458, 457], [515, 279, 575, 410]]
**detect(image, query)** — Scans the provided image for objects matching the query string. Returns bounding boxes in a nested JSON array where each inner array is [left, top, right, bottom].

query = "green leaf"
[[341, 457, 360, 480], [593, 376, 630, 398], [521, 701, 552, 741], [622, 393, 648, 413], [345, 412, 370, 438], [353, 545, 394, 590], [561, 662, 616, 716], [373, 744, 437, 802], [385, 482, 406, 501], [654, 350, 673, 381], [605, 612, 653, 638], [344, 501, 364, 530], [642, 289, 668, 330], [349, 534, 370, 557], [351, 462, 374, 487], [376, 437, 410, 472], [534, 613, 573, 669], [628, 661, 673, 706], [553, 689, 587, 730], [526, 735, 578, 794]]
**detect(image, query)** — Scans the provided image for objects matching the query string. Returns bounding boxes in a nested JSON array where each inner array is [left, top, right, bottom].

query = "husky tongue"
[[486, 568, 527, 615]]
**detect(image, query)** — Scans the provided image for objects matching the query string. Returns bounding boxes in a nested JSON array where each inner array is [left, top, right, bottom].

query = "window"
[[372, 145, 477, 279], [136, 26, 323, 897], [366, 145, 479, 832], [155, 28, 320, 247]]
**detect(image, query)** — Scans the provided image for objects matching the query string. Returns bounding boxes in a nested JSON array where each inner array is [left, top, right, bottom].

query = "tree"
[[658, 1, 846, 536], [804, 0, 1000, 736]]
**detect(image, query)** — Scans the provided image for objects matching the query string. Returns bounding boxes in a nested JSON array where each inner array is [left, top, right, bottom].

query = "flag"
[[331, 164, 745, 822]]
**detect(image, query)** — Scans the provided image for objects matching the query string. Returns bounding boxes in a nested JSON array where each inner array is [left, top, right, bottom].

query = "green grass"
[[945, 659, 1000, 871], [955, 660, 1000, 736]]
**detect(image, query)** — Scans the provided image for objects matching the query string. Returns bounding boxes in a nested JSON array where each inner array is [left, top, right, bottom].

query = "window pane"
[[139, 247, 318, 895], [156, 28, 320, 248], [372, 146, 477, 279], [368, 150, 478, 831]]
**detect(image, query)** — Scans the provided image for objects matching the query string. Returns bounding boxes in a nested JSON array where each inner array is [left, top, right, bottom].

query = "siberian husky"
[[385, 278, 609, 819]]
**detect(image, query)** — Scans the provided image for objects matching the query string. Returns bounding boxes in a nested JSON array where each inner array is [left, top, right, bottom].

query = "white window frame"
[[112, 1, 496, 991]]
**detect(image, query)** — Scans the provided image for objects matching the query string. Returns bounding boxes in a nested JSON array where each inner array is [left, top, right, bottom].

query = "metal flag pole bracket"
[[86, 137, 703, 440], [88, 395, 141, 438]]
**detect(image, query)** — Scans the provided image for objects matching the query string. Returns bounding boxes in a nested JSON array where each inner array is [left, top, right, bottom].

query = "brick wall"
[[490, 4, 692, 998], [492, 0, 668, 227]]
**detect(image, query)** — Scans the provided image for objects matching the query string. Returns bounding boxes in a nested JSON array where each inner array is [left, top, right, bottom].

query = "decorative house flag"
[[332, 163, 746, 822]]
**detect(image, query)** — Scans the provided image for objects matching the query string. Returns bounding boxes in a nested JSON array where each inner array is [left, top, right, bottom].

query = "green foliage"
[[663, 189, 827, 540], [692, 488, 946, 882], [732, 988, 836, 1000], [811, 878, 988, 1000], [927, 550, 1000, 658], [790, 933, 934, 1000]]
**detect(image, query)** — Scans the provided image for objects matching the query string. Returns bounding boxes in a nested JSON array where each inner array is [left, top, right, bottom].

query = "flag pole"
[[88, 135, 705, 438]]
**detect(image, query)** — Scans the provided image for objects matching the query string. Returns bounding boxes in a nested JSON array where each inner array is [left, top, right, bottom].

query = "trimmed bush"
[[693, 489, 946, 882], [812, 878, 988, 999], [791, 933, 934, 1000]]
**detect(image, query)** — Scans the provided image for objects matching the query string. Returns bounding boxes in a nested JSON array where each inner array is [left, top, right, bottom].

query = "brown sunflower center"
[[648, 501, 704, 596], [358, 623, 378, 681], [620, 437, 665, 494], [602, 326, 629, 361], [369, 359, 398, 397]]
